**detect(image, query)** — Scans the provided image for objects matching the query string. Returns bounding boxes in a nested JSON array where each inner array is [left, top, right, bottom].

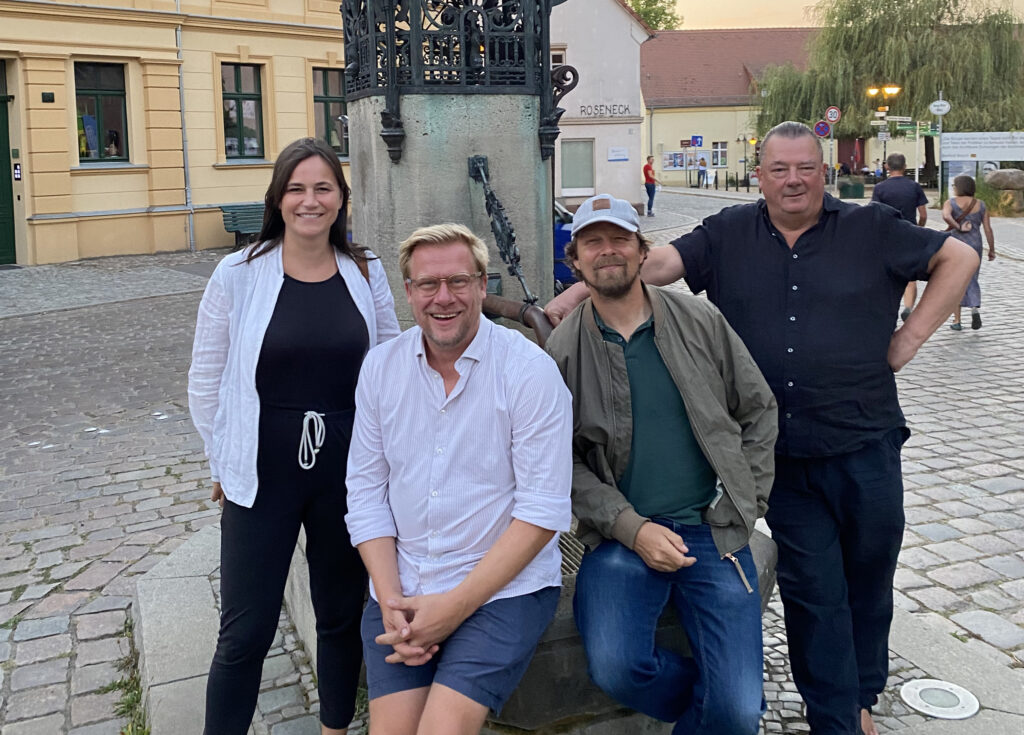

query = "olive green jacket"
[[545, 286, 778, 557]]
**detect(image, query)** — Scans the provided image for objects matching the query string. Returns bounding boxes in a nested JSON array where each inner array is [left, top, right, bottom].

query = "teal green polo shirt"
[[595, 308, 717, 525]]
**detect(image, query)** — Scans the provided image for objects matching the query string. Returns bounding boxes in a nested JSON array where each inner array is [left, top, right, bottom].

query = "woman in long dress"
[[942, 175, 995, 330]]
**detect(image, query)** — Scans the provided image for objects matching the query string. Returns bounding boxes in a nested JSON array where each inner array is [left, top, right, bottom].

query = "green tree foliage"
[[625, 0, 681, 30], [756, 0, 1024, 137]]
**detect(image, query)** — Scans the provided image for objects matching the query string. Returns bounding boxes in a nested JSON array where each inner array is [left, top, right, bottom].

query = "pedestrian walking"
[[188, 137, 400, 735], [871, 153, 929, 321], [943, 174, 996, 330], [643, 155, 660, 216], [697, 156, 708, 188]]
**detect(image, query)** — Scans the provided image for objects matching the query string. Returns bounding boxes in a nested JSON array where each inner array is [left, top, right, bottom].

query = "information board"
[[940, 132, 1024, 161]]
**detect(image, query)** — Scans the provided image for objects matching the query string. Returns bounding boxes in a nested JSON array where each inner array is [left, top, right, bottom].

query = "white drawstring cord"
[[298, 411, 326, 470]]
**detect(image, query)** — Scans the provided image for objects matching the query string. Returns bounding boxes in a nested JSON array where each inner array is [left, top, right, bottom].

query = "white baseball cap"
[[571, 194, 640, 237]]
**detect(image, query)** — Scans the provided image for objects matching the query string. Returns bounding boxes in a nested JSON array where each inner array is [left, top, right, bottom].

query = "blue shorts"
[[361, 586, 559, 713]]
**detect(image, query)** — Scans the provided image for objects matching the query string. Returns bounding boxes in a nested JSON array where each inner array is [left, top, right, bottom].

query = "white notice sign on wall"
[[940, 132, 1024, 161], [607, 146, 629, 161]]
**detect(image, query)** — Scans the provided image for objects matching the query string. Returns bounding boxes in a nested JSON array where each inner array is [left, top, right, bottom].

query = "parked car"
[[553, 200, 576, 292]]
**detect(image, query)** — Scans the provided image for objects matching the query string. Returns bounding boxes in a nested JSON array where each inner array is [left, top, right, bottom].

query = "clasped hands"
[[375, 592, 470, 666]]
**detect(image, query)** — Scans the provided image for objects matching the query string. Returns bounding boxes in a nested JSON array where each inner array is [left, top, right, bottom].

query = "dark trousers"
[[765, 428, 906, 735], [204, 407, 366, 734], [645, 182, 656, 213]]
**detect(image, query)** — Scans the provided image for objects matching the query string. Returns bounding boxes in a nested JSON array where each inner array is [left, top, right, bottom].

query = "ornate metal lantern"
[[341, 1, 576, 162]]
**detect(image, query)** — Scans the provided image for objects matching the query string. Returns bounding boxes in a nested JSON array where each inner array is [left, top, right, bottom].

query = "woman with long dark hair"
[[189, 137, 399, 734]]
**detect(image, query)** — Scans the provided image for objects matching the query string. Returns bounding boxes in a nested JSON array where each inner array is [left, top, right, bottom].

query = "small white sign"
[[869, 120, 888, 126], [607, 146, 629, 162], [877, 131, 891, 141], [888, 116, 912, 122], [929, 99, 951, 116]]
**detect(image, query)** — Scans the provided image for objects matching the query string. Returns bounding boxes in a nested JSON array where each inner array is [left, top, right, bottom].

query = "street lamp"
[[737, 135, 758, 185], [867, 84, 901, 176]]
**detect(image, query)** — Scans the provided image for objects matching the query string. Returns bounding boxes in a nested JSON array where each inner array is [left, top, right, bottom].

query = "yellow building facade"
[[0, 0, 347, 264], [639, 28, 815, 191], [644, 105, 760, 188]]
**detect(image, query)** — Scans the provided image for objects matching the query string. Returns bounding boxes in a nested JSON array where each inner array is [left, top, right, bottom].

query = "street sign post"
[[690, 136, 703, 147], [825, 106, 842, 124], [929, 99, 951, 116], [877, 131, 891, 141], [888, 116, 912, 122], [869, 120, 888, 126], [814, 120, 831, 138]]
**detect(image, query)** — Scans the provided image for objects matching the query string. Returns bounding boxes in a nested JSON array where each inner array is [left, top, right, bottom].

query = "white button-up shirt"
[[346, 315, 573, 603]]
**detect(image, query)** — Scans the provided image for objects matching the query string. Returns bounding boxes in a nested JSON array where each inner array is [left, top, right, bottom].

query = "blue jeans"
[[645, 183, 656, 213], [574, 521, 764, 734]]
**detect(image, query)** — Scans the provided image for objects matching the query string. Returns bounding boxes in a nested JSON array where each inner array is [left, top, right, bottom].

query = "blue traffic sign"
[[690, 135, 703, 147], [813, 120, 831, 138]]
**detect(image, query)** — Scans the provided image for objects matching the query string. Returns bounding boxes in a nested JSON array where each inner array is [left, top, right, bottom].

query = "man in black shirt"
[[872, 153, 929, 321], [546, 122, 978, 735]]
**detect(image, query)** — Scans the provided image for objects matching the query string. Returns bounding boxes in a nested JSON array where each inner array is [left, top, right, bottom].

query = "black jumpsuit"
[[205, 272, 369, 733]]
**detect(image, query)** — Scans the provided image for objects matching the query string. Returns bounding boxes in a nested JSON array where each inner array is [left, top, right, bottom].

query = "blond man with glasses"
[[345, 224, 573, 735]]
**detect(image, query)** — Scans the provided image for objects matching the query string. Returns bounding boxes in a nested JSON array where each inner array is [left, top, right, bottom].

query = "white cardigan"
[[187, 244, 400, 508]]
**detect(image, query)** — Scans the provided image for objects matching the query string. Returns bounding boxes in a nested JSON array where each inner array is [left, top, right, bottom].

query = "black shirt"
[[871, 175, 928, 223], [256, 272, 369, 411], [672, 194, 946, 458]]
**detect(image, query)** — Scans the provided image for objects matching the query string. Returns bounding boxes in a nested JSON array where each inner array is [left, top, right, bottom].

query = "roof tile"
[[641, 28, 816, 108]]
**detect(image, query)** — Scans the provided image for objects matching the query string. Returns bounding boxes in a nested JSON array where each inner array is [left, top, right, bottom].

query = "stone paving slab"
[[135, 575, 218, 684], [134, 524, 327, 735], [147, 674, 207, 735], [889, 609, 1024, 716], [901, 710, 1024, 735]]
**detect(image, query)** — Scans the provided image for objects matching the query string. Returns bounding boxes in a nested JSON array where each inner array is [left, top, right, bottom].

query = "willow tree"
[[625, 0, 680, 30], [756, 0, 1024, 174]]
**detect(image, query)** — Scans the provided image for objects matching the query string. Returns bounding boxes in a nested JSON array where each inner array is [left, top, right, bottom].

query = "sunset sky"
[[674, 0, 1024, 29]]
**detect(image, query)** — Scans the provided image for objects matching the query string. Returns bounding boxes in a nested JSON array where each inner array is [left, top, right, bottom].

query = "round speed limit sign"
[[825, 106, 842, 124]]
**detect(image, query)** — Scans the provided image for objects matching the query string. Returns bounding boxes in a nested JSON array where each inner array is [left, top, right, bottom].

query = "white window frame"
[[712, 141, 728, 168], [561, 138, 595, 197]]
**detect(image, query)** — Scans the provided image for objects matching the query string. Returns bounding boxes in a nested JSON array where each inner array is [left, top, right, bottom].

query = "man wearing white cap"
[[545, 194, 778, 734]]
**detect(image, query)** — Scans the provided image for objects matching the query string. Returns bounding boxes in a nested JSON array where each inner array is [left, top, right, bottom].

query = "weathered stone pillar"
[[342, 0, 574, 325], [349, 94, 551, 324]]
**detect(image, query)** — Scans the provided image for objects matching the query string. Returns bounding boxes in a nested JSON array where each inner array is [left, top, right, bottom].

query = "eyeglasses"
[[405, 272, 482, 297]]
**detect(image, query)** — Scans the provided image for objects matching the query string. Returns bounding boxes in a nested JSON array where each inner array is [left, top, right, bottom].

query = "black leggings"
[[204, 407, 366, 733]]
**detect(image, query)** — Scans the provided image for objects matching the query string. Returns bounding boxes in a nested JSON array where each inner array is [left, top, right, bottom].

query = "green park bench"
[[220, 203, 265, 248]]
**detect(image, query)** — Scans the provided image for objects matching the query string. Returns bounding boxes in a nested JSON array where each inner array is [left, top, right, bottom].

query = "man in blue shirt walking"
[[871, 153, 929, 321]]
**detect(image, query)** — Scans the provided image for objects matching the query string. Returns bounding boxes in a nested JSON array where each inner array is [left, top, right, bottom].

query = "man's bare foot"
[[861, 708, 879, 735]]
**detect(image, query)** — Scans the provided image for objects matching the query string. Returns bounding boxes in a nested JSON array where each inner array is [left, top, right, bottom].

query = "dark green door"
[[0, 99, 14, 264]]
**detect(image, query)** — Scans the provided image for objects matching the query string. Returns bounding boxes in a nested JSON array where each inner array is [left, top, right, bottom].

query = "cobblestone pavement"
[[1, 193, 1022, 733]]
